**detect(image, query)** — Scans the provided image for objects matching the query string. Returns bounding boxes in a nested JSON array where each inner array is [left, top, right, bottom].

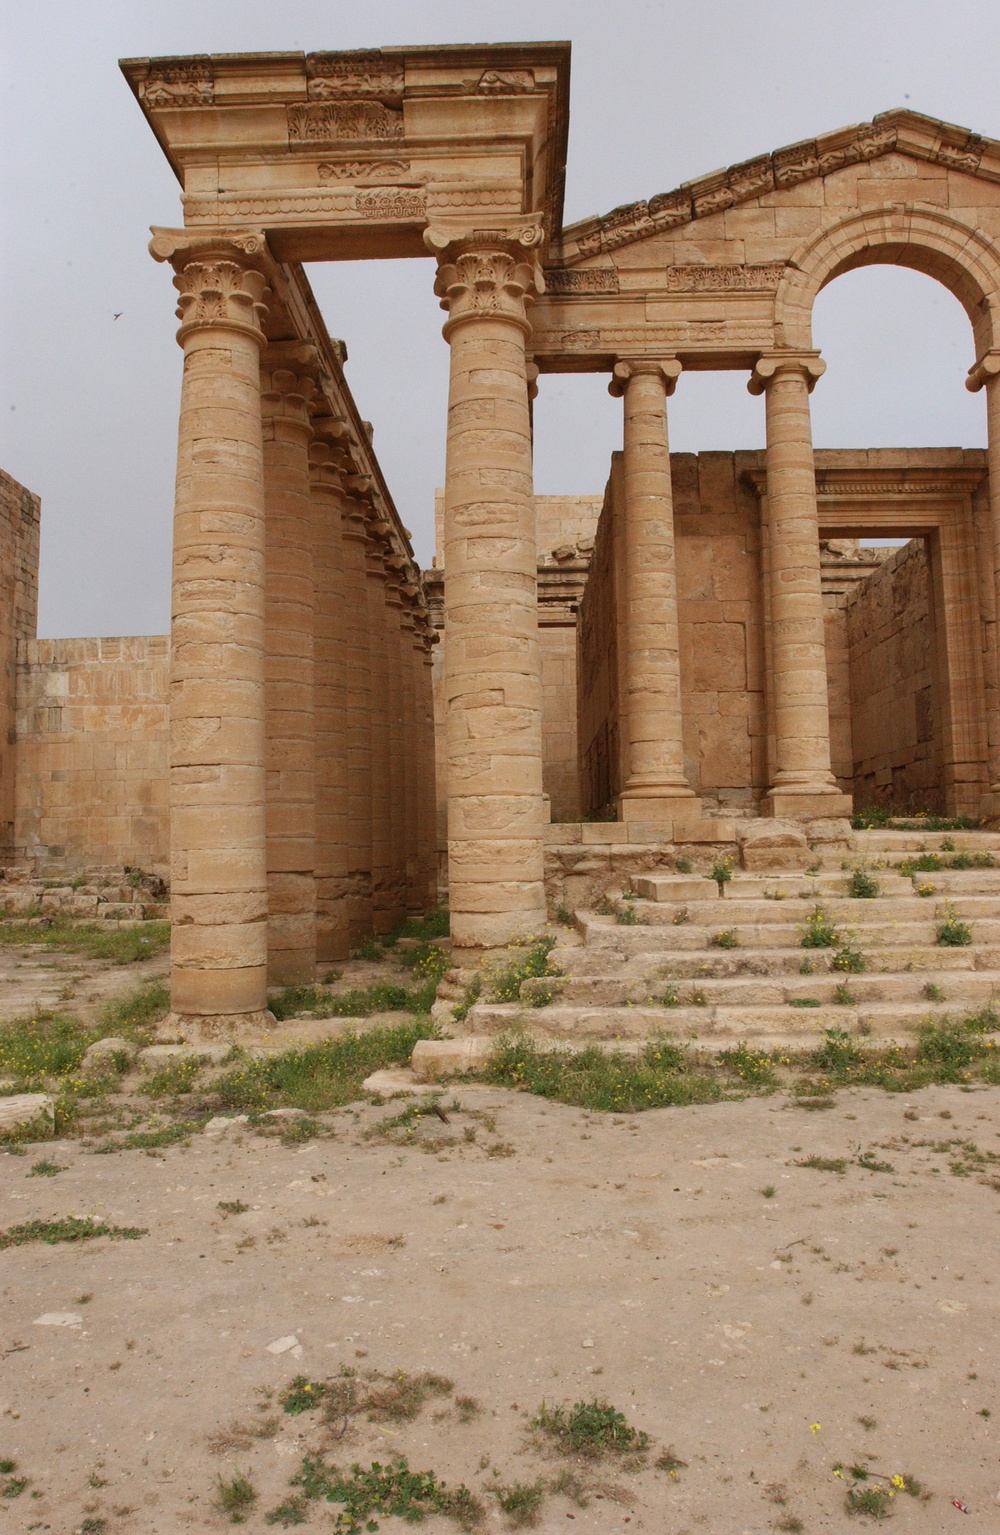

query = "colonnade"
[[153, 232, 436, 1033], [156, 223, 858, 1030]]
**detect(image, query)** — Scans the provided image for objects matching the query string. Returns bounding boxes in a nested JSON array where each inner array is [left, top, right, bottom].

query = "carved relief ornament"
[[287, 101, 403, 147], [148, 229, 271, 344], [143, 58, 213, 108], [305, 51, 404, 100]]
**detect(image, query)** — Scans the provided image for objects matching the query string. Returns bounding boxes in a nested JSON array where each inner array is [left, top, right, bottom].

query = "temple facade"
[[5, 42, 1000, 1036]]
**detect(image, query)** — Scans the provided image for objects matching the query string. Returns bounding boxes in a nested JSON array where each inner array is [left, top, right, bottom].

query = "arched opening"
[[810, 263, 987, 816]]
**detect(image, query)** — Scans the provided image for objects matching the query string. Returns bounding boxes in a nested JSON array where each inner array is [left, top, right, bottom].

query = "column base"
[[765, 789, 854, 819], [618, 791, 699, 823], [164, 1009, 277, 1042]]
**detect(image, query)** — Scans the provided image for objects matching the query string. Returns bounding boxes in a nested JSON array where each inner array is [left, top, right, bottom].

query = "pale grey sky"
[[1, 0, 995, 636]]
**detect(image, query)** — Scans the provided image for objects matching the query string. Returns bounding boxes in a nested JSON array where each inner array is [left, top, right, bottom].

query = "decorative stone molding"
[[665, 262, 785, 292], [967, 350, 1000, 392], [748, 351, 825, 396], [543, 267, 620, 294], [148, 228, 271, 345], [287, 101, 403, 147], [317, 158, 412, 182], [305, 51, 404, 100], [143, 58, 213, 109]]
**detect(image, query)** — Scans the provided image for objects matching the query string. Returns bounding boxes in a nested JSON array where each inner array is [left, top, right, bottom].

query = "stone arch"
[[774, 203, 1000, 361]]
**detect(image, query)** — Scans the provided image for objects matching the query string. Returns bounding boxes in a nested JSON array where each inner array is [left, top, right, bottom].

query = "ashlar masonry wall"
[[846, 539, 941, 814], [14, 638, 170, 872]]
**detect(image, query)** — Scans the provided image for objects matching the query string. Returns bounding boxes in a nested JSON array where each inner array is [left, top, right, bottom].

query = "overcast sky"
[[1, 0, 997, 636]]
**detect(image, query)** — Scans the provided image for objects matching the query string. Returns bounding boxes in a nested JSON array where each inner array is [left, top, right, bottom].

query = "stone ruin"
[[4, 42, 1000, 1038]]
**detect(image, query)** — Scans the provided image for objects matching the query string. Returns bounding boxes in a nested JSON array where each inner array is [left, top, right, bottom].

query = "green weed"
[[28, 1159, 66, 1177], [488, 937, 561, 1002], [801, 906, 838, 948], [215, 1469, 257, 1524], [489, 1478, 546, 1527], [0, 1215, 146, 1250], [717, 1043, 778, 1087], [832, 943, 867, 973], [796, 1155, 847, 1174], [849, 869, 880, 899], [290, 1453, 483, 1533], [141, 1055, 206, 1097], [711, 928, 739, 949], [937, 907, 972, 946], [484, 1033, 722, 1112], [531, 1399, 650, 1461], [0, 919, 169, 964]]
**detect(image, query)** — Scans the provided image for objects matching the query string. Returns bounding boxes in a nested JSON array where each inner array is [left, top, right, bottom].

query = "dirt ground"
[[2, 1070, 1000, 1533]]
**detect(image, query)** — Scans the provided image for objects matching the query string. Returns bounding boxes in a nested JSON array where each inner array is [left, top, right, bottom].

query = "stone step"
[[577, 914, 1000, 949], [602, 895, 1000, 926], [466, 998, 995, 1041], [527, 969, 1000, 1008], [551, 943, 988, 977], [851, 830, 1000, 852], [634, 873, 913, 902]]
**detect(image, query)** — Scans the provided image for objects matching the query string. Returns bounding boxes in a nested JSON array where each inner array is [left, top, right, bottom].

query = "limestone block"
[[581, 824, 620, 844], [0, 1093, 54, 1131], [81, 1037, 141, 1073], [411, 1037, 493, 1080], [633, 876, 714, 902], [739, 818, 811, 871], [672, 816, 736, 843]]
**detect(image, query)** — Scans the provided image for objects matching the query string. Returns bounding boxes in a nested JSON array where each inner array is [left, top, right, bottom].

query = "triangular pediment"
[[550, 109, 997, 272]]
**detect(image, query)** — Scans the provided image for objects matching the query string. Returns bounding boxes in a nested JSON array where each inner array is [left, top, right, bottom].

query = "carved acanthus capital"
[[748, 350, 826, 396], [609, 357, 682, 398], [261, 341, 321, 422], [966, 351, 1000, 392], [149, 227, 272, 346], [426, 217, 546, 338]]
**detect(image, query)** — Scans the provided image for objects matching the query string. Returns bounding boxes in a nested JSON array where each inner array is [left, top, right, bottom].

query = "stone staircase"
[[456, 829, 1000, 1055]]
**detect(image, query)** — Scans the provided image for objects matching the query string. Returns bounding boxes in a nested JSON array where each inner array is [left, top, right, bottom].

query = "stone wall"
[[14, 638, 170, 873], [0, 471, 40, 860], [846, 539, 940, 814]]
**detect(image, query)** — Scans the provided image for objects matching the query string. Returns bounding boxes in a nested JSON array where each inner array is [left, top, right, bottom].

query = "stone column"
[[382, 554, 407, 930], [309, 423, 350, 963], [609, 358, 697, 822], [748, 352, 852, 817], [340, 479, 375, 941], [427, 221, 546, 949], [365, 518, 393, 934], [398, 584, 422, 913], [966, 352, 1000, 811], [416, 614, 440, 909], [261, 347, 317, 983], [149, 229, 272, 1035]]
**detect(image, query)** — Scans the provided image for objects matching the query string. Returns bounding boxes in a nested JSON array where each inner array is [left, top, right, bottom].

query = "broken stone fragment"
[[0, 1093, 55, 1130]]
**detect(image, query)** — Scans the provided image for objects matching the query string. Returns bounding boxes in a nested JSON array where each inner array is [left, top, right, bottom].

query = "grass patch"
[[28, 1159, 66, 1177], [801, 906, 838, 948], [711, 928, 739, 949], [214, 1469, 257, 1524], [489, 1478, 546, 1527], [93, 1122, 198, 1153], [269, 980, 440, 1020], [0, 919, 169, 964], [849, 869, 880, 899], [483, 1033, 722, 1112], [717, 1042, 778, 1087], [796, 1155, 848, 1174], [214, 1021, 437, 1115], [279, 1367, 453, 1425], [141, 1055, 207, 1097], [531, 1399, 650, 1462], [0, 1215, 146, 1249], [937, 907, 972, 946], [852, 806, 979, 831], [290, 1453, 483, 1532]]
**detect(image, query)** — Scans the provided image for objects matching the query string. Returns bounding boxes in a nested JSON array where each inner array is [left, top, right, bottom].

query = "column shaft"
[[309, 433, 350, 963], [612, 359, 695, 818], [262, 354, 317, 982], [434, 236, 546, 949], [340, 493, 375, 940], [365, 529, 393, 934], [750, 354, 851, 818], [151, 235, 272, 1033], [971, 363, 1000, 804]]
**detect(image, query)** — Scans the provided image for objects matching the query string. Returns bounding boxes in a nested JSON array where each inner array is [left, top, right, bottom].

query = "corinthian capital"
[[425, 216, 546, 337], [149, 226, 272, 346]]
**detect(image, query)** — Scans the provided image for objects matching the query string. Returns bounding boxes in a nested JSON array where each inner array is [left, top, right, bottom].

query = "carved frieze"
[[143, 58, 213, 109], [773, 141, 819, 186], [664, 262, 785, 291], [475, 69, 535, 93], [543, 268, 620, 294], [287, 101, 403, 147], [356, 188, 425, 219], [817, 124, 897, 176], [305, 51, 404, 100], [317, 159, 412, 181], [934, 134, 983, 174]]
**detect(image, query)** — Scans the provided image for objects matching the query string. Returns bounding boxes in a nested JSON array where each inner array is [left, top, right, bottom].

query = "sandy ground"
[[2, 1077, 1000, 1534]]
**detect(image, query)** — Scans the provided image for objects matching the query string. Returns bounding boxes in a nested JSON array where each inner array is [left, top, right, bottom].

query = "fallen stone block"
[[411, 1037, 493, 1081], [81, 1037, 141, 1073], [204, 1115, 250, 1135], [0, 1093, 55, 1132]]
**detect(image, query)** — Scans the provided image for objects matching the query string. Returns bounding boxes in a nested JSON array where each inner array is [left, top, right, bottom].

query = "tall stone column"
[[397, 586, 422, 913], [261, 347, 317, 983], [427, 221, 546, 949], [749, 352, 852, 817], [365, 520, 393, 934], [966, 351, 1000, 811], [149, 229, 272, 1035], [340, 481, 375, 940], [382, 557, 407, 930], [309, 424, 350, 963], [609, 358, 696, 821]]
